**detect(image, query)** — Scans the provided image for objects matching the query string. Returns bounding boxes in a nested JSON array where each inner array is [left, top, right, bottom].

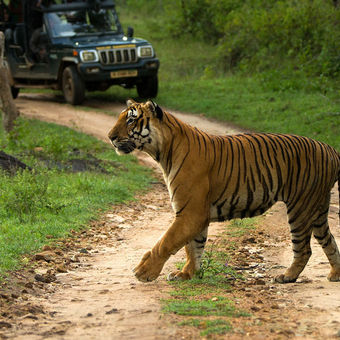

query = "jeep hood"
[[70, 35, 148, 48]]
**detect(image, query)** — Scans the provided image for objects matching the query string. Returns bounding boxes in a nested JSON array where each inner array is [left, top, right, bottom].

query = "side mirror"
[[127, 26, 134, 38]]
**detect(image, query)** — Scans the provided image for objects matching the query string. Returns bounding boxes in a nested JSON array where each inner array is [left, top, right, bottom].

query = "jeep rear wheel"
[[137, 75, 158, 98], [62, 65, 85, 105], [11, 87, 19, 99]]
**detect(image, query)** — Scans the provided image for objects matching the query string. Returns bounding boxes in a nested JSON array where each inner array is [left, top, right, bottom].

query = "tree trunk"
[[0, 31, 19, 132]]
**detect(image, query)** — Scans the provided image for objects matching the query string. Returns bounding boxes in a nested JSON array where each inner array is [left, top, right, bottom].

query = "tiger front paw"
[[167, 270, 192, 281], [133, 251, 165, 282], [274, 273, 297, 284]]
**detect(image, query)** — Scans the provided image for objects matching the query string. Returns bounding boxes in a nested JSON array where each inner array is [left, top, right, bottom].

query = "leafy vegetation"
[[0, 118, 151, 276]]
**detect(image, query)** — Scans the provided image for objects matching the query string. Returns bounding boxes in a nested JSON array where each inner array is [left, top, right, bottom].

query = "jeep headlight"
[[80, 50, 99, 63], [137, 46, 154, 58]]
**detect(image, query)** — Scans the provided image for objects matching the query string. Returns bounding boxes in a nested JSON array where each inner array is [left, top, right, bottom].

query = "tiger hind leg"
[[275, 205, 314, 283], [167, 227, 208, 281], [312, 197, 340, 281]]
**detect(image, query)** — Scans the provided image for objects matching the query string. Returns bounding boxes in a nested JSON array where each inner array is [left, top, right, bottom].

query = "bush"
[[218, 0, 340, 76], [156, 0, 340, 77]]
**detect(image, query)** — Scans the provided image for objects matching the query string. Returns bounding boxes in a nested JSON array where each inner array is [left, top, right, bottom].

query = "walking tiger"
[[108, 99, 340, 283]]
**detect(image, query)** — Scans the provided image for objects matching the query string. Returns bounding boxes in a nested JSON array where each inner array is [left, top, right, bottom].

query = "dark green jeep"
[[1, 0, 159, 104]]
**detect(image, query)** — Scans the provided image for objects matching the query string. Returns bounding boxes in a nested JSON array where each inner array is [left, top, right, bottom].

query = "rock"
[[70, 255, 80, 263], [278, 330, 295, 337], [34, 273, 56, 284], [24, 282, 34, 289], [242, 237, 256, 244], [0, 321, 11, 329], [106, 308, 119, 314], [254, 279, 266, 285], [106, 214, 125, 223], [56, 265, 67, 273], [0, 293, 9, 300], [22, 314, 38, 320], [33, 251, 55, 263]]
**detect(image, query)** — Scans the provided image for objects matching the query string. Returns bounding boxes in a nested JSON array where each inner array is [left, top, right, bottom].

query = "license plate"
[[110, 70, 138, 78]]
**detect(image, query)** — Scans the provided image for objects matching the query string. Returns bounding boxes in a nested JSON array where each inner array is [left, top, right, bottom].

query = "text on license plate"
[[110, 70, 138, 78]]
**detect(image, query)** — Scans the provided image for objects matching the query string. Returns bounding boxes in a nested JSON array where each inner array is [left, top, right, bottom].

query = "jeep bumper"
[[77, 58, 159, 83]]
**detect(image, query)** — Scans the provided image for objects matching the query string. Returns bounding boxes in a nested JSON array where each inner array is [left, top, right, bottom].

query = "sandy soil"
[[0, 93, 339, 339]]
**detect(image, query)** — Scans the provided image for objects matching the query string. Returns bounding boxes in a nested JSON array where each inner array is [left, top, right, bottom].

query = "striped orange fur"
[[108, 100, 340, 283]]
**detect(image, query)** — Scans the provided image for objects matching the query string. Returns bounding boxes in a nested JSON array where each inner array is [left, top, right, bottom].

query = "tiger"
[[108, 99, 340, 284]]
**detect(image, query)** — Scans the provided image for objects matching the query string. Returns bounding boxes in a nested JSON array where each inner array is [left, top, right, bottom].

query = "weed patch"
[[179, 319, 232, 337], [163, 296, 245, 317]]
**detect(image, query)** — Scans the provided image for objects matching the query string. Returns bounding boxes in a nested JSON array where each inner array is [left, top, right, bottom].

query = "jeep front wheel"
[[137, 75, 158, 98], [62, 65, 85, 105]]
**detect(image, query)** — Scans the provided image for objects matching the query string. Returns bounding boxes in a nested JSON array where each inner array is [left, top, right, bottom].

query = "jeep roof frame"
[[23, 0, 123, 34], [42, 0, 116, 13]]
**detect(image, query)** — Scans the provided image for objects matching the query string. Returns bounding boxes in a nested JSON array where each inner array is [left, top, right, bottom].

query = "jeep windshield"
[[45, 8, 119, 38]]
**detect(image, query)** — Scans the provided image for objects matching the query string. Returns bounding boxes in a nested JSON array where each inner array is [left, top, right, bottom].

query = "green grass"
[[156, 76, 340, 150], [225, 218, 258, 237], [163, 296, 245, 317], [179, 319, 232, 337], [0, 117, 151, 276]]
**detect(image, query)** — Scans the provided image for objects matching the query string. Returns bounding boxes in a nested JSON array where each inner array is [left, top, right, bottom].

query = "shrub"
[[152, 0, 340, 77]]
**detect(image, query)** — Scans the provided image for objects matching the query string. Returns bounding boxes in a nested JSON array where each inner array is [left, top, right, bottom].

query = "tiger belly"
[[209, 190, 276, 222]]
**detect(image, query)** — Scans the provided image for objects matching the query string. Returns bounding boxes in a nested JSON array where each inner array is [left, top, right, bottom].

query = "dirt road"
[[0, 93, 339, 339]]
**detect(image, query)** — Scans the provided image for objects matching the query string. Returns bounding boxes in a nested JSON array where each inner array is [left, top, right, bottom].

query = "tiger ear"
[[126, 99, 137, 107], [146, 100, 163, 121]]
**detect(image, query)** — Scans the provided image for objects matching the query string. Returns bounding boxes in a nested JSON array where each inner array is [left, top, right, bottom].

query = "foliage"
[[215, 0, 340, 76]]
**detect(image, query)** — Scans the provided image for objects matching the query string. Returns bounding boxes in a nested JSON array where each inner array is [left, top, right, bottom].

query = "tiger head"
[[108, 99, 163, 156]]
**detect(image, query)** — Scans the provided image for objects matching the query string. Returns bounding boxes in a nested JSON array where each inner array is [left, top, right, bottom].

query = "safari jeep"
[[2, 0, 159, 104]]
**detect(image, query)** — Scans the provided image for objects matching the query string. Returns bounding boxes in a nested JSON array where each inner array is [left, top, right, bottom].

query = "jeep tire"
[[11, 87, 19, 99], [62, 65, 85, 105], [137, 75, 158, 98]]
